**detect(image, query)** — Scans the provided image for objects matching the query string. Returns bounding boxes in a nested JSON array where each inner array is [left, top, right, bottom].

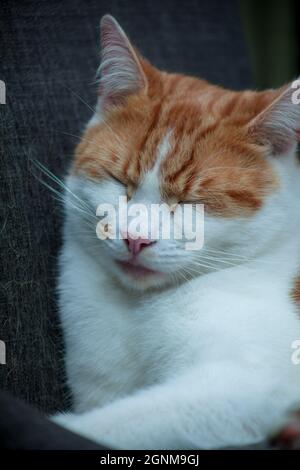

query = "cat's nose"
[[122, 232, 156, 255]]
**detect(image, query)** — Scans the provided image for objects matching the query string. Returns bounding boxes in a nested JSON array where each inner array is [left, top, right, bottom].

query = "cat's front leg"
[[51, 362, 291, 450]]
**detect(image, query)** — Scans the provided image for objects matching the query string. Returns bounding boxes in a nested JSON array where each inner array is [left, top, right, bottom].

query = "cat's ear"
[[98, 15, 148, 110], [248, 80, 300, 155]]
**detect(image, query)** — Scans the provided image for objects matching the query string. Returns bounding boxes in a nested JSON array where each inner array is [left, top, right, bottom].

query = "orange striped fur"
[[291, 277, 300, 306], [74, 56, 281, 217]]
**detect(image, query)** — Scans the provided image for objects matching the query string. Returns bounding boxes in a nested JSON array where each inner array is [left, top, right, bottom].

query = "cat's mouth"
[[116, 259, 161, 278]]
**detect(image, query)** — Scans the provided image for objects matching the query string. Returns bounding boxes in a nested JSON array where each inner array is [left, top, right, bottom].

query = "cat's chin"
[[113, 260, 169, 291], [116, 260, 157, 276]]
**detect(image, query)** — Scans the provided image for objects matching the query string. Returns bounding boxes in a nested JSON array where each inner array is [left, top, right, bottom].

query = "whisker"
[[36, 177, 95, 226], [189, 260, 220, 272], [64, 85, 97, 115], [202, 246, 282, 266], [196, 253, 242, 267], [30, 160, 97, 229], [63, 85, 126, 150], [31, 159, 96, 218]]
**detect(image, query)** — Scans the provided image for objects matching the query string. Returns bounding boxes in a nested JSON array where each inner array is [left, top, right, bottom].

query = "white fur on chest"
[[59, 235, 300, 413]]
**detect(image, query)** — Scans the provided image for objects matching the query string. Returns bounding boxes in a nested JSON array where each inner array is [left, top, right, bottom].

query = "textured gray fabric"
[[0, 0, 251, 413], [0, 391, 106, 449]]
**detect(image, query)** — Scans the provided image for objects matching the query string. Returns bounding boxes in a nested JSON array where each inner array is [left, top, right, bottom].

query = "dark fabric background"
[[0, 0, 251, 413], [0, 391, 106, 449], [240, 0, 300, 89]]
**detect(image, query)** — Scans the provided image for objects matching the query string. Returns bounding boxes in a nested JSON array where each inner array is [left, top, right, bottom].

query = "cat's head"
[[66, 15, 300, 291]]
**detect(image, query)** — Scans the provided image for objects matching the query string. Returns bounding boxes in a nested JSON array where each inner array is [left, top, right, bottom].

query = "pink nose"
[[123, 233, 155, 255]]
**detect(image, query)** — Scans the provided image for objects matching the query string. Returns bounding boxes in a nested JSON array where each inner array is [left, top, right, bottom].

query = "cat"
[[52, 14, 300, 449]]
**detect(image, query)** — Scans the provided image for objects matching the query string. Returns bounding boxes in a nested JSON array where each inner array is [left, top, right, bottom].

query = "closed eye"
[[107, 172, 124, 185], [106, 172, 137, 199], [178, 200, 199, 206]]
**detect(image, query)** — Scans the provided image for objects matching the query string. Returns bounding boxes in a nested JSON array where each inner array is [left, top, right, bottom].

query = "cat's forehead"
[[74, 81, 277, 179], [73, 80, 279, 215], [133, 130, 173, 203]]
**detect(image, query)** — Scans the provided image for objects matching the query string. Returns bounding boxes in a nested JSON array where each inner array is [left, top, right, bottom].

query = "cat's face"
[[66, 15, 300, 291]]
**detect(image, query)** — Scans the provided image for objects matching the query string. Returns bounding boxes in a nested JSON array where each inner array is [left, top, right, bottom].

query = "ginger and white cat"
[[53, 15, 300, 449]]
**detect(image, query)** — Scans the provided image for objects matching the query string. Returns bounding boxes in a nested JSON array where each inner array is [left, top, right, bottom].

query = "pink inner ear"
[[265, 125, 296, 156], [98, 15, 147, 110], [248, 83, 300, 156]]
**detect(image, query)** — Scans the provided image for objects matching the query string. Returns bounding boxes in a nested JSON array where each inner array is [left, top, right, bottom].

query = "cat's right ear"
[[98, 15, 148, 111], [247, 79, 300, 156]]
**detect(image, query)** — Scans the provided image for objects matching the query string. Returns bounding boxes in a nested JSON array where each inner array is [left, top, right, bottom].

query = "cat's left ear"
[[248, 79, 300, 155], [98, 15, 148, 110]]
